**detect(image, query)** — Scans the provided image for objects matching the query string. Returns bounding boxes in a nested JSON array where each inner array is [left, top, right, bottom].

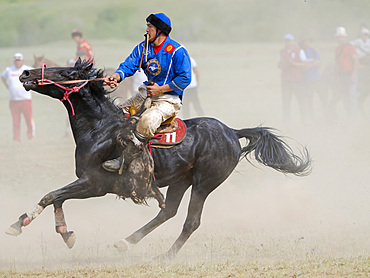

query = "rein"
[[38, 64, 105, 115]]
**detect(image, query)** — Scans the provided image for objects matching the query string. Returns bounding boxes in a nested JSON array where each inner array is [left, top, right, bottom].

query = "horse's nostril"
[[23, 70, 30, 76]]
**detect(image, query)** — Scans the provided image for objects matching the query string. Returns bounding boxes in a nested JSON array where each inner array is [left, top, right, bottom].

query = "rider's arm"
[[115, 43, 143, 82], [146, 83, 171, 97], [166, 48, 191, 95], [105, 43, 144, 88], [146, 48, 191, 97]]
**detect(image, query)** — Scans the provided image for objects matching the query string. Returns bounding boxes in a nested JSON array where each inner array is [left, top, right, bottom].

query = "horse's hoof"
[[160, 203, 166, 209], [5, 222, 22, 236], [114, 239, 131, 252], [61, 231, 76, 249]]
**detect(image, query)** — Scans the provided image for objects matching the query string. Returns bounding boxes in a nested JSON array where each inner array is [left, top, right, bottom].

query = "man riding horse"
[[103, 13, 191, 173]]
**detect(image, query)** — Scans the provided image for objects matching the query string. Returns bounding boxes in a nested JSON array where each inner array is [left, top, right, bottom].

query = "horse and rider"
[[7, 12, 311, 259]]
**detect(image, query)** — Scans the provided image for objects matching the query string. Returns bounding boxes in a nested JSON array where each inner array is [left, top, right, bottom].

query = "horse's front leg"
[[53, 206, 76, 249], [6, 177, 102, 248], [5, 204, 44, 237]]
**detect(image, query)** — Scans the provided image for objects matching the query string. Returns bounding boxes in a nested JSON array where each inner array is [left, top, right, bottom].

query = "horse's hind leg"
[[156, 182, 217, 260], [114, 181, 190, 251]]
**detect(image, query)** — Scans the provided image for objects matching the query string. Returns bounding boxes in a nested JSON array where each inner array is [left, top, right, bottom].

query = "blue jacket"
[[115, 36, 191, 100]]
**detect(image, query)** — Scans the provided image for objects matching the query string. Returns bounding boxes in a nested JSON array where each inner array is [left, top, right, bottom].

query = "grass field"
[[0, 39, 369, 277], [1, 257, 369, 277]]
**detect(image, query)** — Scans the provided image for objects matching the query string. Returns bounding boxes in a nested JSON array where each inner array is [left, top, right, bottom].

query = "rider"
[[103, 13, 191, 172]]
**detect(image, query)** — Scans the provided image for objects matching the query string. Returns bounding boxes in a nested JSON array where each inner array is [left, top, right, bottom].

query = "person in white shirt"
[[1, 53, 35, 141], [132, 69, 147, 95], [351, 26, 370, 115], [351, 27, 370, 65], [181, 57, 205, 118]]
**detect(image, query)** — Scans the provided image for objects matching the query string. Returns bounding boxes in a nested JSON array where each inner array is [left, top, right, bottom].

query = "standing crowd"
[[278, 25, 370, 123]]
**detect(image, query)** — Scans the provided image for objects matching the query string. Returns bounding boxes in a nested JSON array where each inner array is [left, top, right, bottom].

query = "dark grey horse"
[[6, 60, 311, 259]]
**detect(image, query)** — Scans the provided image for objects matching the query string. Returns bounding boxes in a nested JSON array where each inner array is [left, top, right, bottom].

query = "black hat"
[[146, 13, 172, 36]]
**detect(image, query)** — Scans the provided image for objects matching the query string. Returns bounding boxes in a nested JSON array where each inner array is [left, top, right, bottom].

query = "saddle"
[[126, 106, 187, 148], [150, 118, 186, 148]]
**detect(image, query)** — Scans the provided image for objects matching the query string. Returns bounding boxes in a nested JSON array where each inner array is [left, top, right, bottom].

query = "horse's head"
[[19, 58, 95, 99], [33, 54, 44, 68], [33, 54, 59, 68]]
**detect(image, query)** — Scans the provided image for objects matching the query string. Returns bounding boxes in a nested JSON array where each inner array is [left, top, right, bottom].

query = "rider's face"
[[146, 23, 157, 42]]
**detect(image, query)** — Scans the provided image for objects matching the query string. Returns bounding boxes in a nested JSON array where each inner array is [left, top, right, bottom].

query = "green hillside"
[[1, 0, 370, 47]]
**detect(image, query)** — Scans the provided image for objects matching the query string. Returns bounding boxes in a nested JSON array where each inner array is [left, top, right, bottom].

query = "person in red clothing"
[[278, 33, 308, 122], [71, 29, 94, 63], [333, 26, 359, 118]]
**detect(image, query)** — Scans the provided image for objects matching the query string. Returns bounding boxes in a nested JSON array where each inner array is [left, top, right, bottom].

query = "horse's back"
[[185, 117, 241, 168], [153, 117, 241, 185], [185, 116, 239, 143]]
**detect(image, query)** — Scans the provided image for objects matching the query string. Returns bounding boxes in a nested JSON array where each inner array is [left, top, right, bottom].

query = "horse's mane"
[[75, 60, 111, 98], [74, 60, 122, 117]]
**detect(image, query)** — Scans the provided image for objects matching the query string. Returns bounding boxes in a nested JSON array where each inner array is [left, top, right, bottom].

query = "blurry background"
[[0, 0, 369, 271], [2, 0, 370, 46]]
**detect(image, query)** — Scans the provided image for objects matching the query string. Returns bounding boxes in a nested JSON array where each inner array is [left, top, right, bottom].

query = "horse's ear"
[[75, 57, 82, 66], [81, 63, 93, 76]]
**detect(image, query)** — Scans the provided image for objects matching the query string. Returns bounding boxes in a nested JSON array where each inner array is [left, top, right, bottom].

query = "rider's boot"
[[102, 131, 147, 173], [102, 157, 123, 172]]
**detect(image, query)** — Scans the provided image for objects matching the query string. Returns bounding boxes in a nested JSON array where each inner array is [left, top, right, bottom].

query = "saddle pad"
[[149, 118, 186, 147]]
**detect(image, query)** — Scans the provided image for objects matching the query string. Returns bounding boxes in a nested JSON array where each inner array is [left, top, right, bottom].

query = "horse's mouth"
[[23, 81, 38, 91]]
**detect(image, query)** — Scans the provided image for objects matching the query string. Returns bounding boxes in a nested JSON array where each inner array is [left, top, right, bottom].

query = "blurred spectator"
[[71, 29, 94, 63], [299, 38, 328, 120], [278, 34, 307, 122], [67, 58, 75, 66], [132, 69, 147, 95], [351, 27, 370, 66], [1, 53, 35, 141], [351, 26, 370, 115], [333, 27, 359, 118], [181, 57, 204, 118]]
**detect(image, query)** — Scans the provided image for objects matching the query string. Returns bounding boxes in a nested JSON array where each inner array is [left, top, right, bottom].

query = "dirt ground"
[[0, 41, 369, 275]]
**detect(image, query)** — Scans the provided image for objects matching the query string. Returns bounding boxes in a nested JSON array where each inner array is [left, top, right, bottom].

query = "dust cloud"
[[0, 0, 369, 272]]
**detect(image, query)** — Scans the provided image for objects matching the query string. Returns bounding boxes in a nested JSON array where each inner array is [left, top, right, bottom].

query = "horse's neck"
[[65, 95, 119, 143]]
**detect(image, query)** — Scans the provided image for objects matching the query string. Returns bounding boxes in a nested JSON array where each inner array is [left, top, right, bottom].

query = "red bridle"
[[38, 63, 105, 115]]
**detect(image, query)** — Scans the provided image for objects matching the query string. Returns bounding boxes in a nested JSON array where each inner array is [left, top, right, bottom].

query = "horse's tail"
[[235, 127, 312, 176]]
